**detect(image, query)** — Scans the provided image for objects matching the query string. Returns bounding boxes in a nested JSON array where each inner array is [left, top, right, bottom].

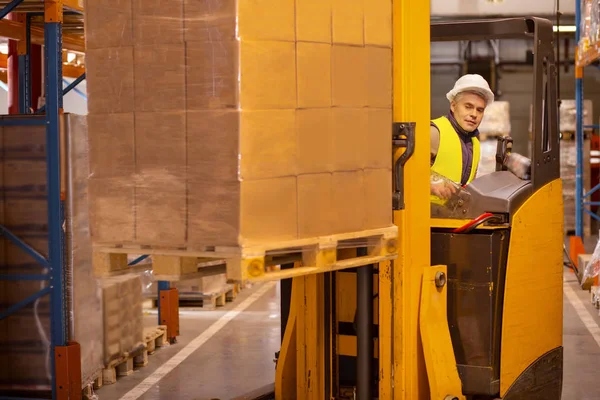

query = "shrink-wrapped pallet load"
[[0, 115, 104, 391], [84, 0, 394, 249], [99, 274, 144, 365], [560, 138, 592, 236], [478, 100, 510, 137]]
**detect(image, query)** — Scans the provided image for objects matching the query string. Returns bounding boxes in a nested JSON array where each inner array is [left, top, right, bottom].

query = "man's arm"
[[430, 124, 440, 166], [429, 124, 456, 199]]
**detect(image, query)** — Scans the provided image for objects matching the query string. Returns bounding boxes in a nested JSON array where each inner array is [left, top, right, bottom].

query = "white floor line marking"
[[564, 283, 600, 348], [119, 281, 277, 400]]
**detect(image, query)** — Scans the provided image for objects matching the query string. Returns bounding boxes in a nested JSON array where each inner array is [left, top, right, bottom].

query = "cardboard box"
[[187, 110, 240, 183], [89, 177, 135, 243], [100, 274, 143, 364], [134, 44, 186, 112], [132, 0, 184, 44], [188, 178, 241, 246], [84, 0, 133, 50], [135, 111, 186, 170], [86, 47, 135, 114], [88, 113, 135, 178], [136, 170, 187, 246], [298, 173, 334, 238], [332, 45, 368, 107], [2, 159, 46, 188], [239, 40, 297, 109], [183, 0, 236, 42], [364, 169, 392, 229], [296, 109, 335, 174], [240, 177, 299, 243], [365, 0, 393, 47], [85, 2, 394, 249], [367, 109, 393, 169], [238, 0, 296, 41], [296, 0, 332, 43], [239, 110, 298, 180], [332, 171, 366, 234], [188, 177, 299, 246], [367, 47, 393, 108], [297, 42, 332, 108], [332, 108, 368, 171], [186, 40, 239, 110], [0, 115, 104, 387], [332, 0, 364, 45]]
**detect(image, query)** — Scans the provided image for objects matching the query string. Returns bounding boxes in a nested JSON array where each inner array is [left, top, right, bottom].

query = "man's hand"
[[431, 181, 457, 200]]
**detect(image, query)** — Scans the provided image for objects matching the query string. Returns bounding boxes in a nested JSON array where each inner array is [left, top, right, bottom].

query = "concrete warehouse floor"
[[94, 268, 600, 400]]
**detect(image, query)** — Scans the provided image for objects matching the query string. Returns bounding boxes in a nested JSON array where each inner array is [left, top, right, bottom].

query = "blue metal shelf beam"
[[0, 0, 24, 20], [44, 16, 67, 400], [37, 72, 85, 114], [0, 224, 49, 267], [0, 117, 44, 125], [0, 273, 50, 281], [576, 0, 586, 237], [62, 72, 85, 96], [0, 286, 51, 321], [0, 0, 71, 398], [129, 254, 149, 266]]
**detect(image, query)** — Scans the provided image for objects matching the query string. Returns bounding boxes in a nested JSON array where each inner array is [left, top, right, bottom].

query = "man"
[[430, 74, 495, 200]]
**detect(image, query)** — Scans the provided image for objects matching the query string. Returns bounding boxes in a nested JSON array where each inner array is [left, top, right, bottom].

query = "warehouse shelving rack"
[[0, 1, 86, 399], [575, 0, 600, 238]]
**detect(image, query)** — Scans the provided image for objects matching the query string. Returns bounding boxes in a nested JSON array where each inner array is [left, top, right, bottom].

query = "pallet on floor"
[[82, 370, 103, 400], [150, 284, 240, 309], [92, 225, 398, 282], [101, 326, 168, 385], [144, 325, 168, 355]]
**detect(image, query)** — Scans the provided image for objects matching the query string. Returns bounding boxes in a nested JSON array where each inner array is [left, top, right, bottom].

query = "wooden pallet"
[[478, 132, 509, 141], [144, 325, 168, 355], [82, 371, 103, 400], [151, 284, 240, 309], [101, 326, 168, 385], [93, 225, 398, 282]]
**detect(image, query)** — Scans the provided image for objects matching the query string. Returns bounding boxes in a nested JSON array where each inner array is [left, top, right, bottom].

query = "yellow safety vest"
[[430, 116, 480, 205]]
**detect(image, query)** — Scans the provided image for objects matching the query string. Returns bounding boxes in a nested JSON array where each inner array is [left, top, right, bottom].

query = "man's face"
[[450, 92, 486, 132]]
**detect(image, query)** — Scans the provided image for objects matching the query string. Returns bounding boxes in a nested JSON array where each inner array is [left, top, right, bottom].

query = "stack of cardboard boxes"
[[85, 0, 394, 249], [0, 129, 51, 388], [0, 116, 105, 389], [100, 274, 145, 365]]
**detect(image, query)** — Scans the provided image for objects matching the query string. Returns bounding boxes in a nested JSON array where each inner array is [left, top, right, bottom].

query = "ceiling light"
[[554, 25, 577, 33]]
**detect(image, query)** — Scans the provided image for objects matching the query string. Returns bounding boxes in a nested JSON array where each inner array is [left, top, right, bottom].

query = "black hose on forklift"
[[563, 244, 583, 284]]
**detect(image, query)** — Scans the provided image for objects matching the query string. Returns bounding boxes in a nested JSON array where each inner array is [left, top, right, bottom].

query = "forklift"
[[239, 13, 563, 400]]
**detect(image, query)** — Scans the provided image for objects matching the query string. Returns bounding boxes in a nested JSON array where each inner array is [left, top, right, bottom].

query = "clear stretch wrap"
[[476, 139, 498, 178], [579, 0, 600, 53], [479, 101, 510, 135], [559, 99, 593, 133], [83, 0, 394, 250], [528, 99, 593, 134], [560, 138, 592, 235], [97, 273, 145, 366], [583, 238, 600, 282], [0, 114, 104, 391]]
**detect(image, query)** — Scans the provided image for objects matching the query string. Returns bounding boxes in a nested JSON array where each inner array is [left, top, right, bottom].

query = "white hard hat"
[[446, 74, 494, 105]]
